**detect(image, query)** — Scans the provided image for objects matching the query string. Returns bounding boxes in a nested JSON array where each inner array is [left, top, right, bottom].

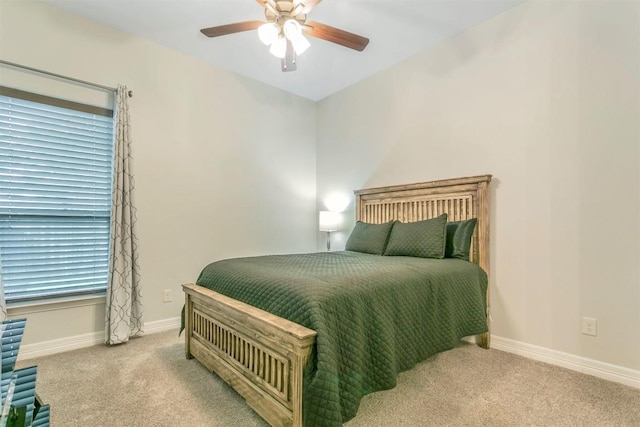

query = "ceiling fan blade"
[[200, 20, 264, 38], [303, 21, 369, 52], [296, 0, 323, 14]]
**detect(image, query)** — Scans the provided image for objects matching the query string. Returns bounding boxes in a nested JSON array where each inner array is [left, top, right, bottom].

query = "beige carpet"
[[18, 330, 640, 426]]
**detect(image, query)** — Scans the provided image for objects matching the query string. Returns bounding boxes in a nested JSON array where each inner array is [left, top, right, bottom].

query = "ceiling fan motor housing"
[[264, 0, 307, 27]]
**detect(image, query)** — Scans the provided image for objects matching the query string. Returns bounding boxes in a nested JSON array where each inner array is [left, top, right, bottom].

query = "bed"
[[182, 174, 492, 426]]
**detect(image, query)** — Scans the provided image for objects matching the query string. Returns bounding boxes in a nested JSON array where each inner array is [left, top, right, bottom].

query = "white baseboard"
[[143, 316, 181, 334], [17, 317, 181, 361], [491, 335, 640, 389]]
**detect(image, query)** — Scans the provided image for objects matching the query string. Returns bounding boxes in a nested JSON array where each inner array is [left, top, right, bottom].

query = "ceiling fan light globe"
[[283, 19, 302, 40], [258, 23, 279, 45], [291, 35, 310, 55], [269, 36, 287, 58]]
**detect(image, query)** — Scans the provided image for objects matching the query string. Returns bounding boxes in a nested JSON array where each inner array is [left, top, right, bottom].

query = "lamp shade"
[[258, 23, 279, 45], [269, 36, 287, 58], [283, 19, 310, 55], [319, 211, 340, 232], [283, 19, 302, 40], [290, 34, 310, 55]]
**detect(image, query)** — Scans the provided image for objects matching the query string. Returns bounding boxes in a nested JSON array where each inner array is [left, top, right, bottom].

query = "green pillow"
[[445, 218, 477, 261], [345, 221, 396, 255], [384, 213, 448, 258]]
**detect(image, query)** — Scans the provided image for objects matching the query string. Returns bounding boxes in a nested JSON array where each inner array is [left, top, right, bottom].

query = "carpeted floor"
[[17, 330, 640, 426]]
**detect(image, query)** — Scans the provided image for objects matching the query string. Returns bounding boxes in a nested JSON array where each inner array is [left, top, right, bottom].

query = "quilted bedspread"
[[195, 251, 487, 426]]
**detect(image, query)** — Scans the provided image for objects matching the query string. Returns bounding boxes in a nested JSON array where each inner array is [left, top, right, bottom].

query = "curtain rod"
[[0, 59, 132, 97]]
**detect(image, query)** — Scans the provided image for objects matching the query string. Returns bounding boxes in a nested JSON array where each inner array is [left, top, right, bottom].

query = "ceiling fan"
[[200, 0, 370, 72]]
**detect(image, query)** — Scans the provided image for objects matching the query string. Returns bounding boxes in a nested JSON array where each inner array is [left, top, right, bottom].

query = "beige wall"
[[1, 0, 317, 345], [317, 1, 640, 371]]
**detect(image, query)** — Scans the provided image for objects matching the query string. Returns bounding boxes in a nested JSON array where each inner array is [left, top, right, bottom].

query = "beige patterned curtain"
[[106, 85, 143, 345]]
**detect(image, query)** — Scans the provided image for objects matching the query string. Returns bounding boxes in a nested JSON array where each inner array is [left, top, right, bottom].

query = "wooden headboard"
[[355, 174, 492, 348], [354, 175, 492, 274]]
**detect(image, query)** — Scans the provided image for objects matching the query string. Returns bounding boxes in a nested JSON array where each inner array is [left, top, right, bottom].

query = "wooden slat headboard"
[[354, 175, 492, 274], [355, 175, 492, 349]]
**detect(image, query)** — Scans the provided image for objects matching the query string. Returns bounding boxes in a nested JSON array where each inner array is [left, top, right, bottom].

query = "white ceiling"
[[40, 0, 524, 101]]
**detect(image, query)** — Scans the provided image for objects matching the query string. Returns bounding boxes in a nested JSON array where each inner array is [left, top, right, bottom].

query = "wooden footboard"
[[182, 283, 316, 427]]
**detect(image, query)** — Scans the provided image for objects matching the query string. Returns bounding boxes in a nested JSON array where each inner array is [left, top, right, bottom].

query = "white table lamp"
[[319, 211, 340, 251]]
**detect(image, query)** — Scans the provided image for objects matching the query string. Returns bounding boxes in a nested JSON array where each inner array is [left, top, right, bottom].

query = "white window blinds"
[[0, 90, 115, 302]]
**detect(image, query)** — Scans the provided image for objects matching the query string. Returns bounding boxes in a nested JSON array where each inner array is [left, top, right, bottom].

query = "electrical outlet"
[[582, 317, 597, 336], [162, 289, 172, 303]]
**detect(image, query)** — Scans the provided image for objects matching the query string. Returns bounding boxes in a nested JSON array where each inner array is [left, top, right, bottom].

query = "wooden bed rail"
[[183, 283, 316, 427]]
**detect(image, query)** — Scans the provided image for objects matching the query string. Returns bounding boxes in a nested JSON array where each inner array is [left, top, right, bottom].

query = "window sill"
[[7, 293, 107, 316]]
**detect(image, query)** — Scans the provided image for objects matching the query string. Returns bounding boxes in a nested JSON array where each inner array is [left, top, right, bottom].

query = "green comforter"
[[195, 251, 488, 426]]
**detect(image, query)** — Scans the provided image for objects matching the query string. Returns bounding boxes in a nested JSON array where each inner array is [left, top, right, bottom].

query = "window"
[[0, 87, 115, 303]]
